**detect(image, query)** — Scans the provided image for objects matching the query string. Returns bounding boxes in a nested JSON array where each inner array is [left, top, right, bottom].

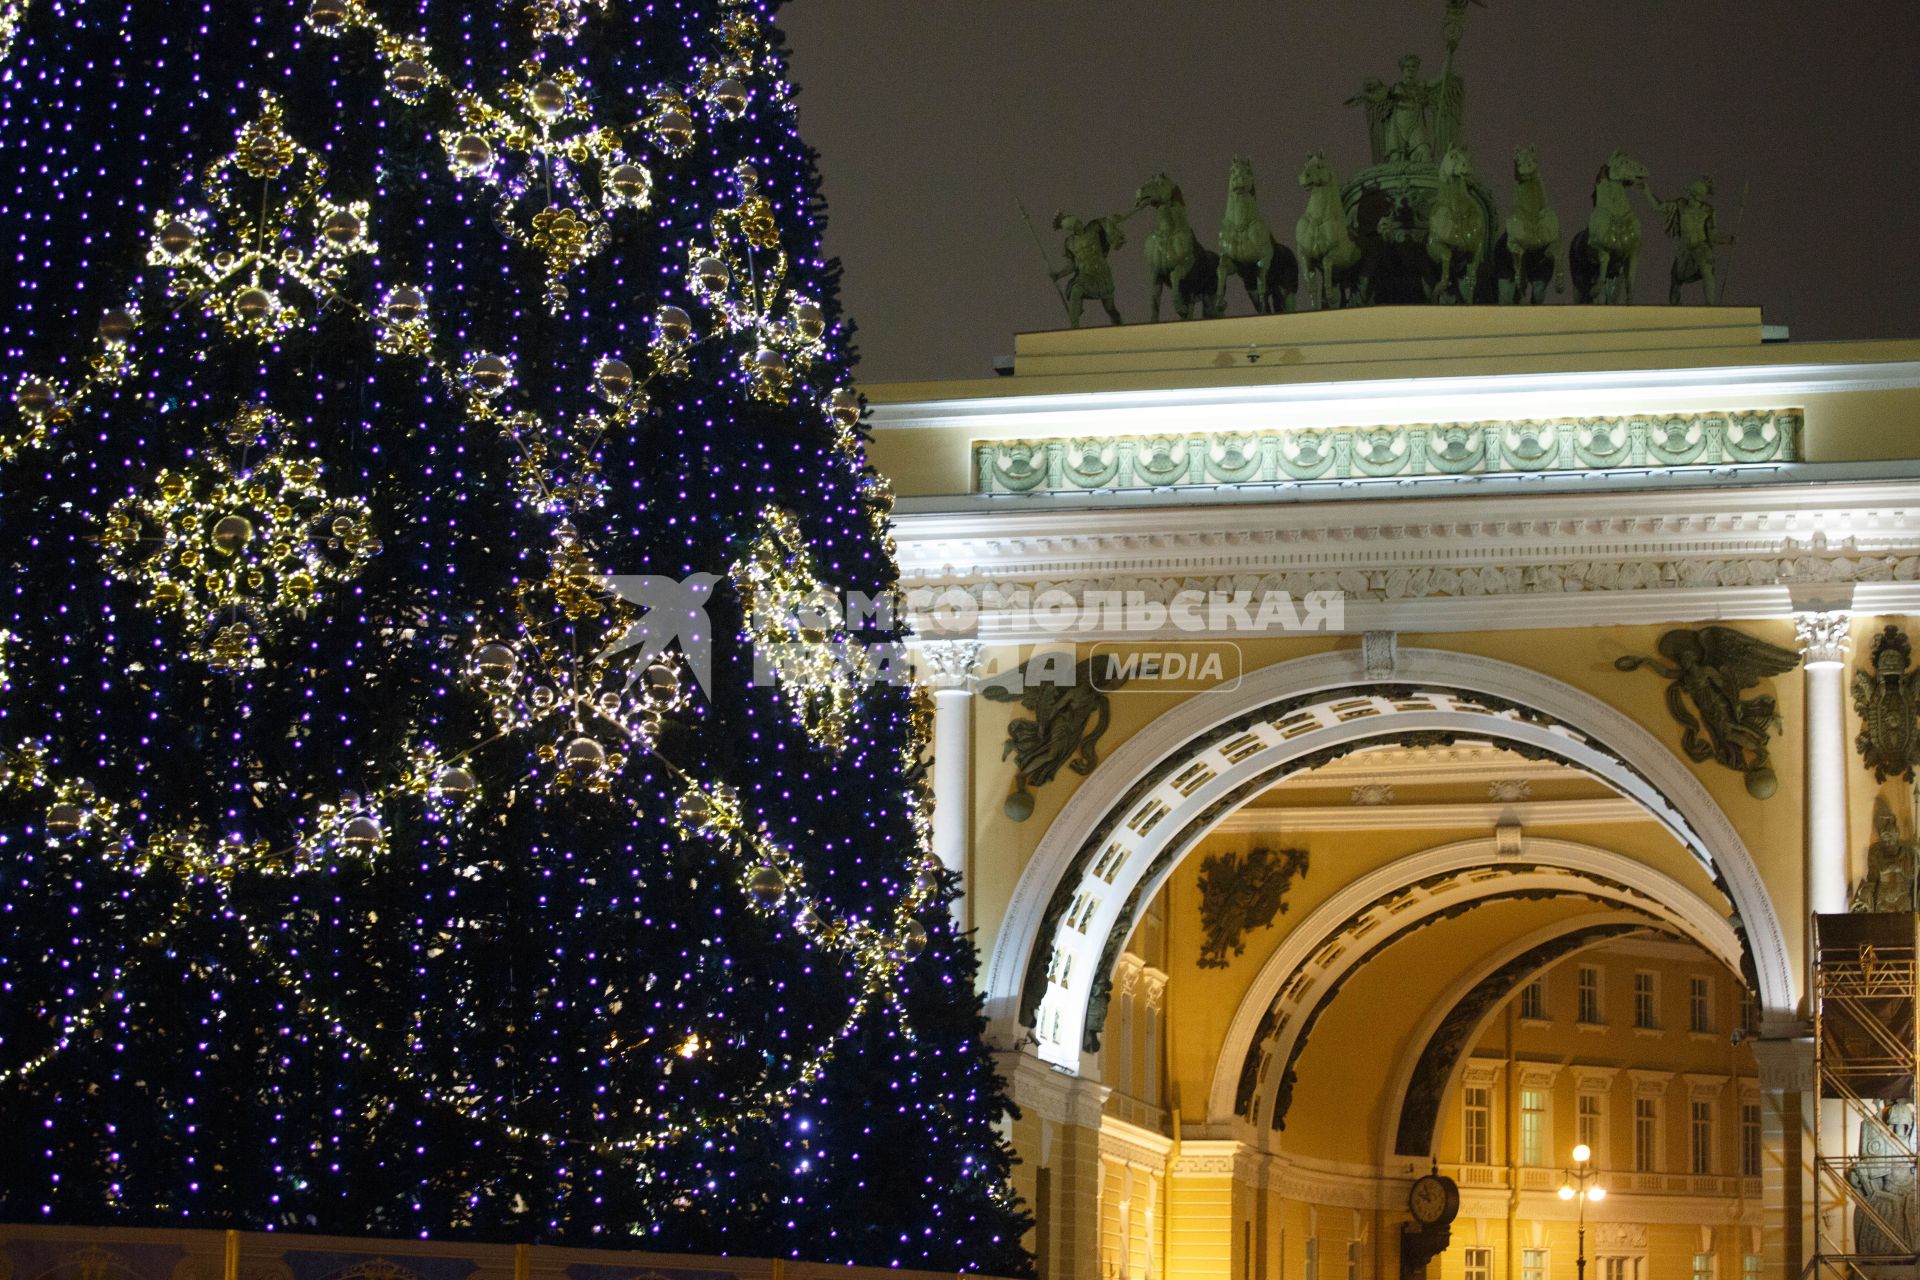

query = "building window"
[[1578, 966, 1602, 1024], [1519, 976, 1547, 1021], [1463, 1086, 1493, 1165], [1691, 1099, 1716, 1174], [1742, 1256, 1761, 1280], [1741, 1102, 1762, 1176], [1520, 1088, 1549, 1166], [1346, 1241, 1360, 1280], [1691, 1254, 1714, 1280], [1521, 1249, 1548, 1280], [1578, 1093, 1604, 1157], [1464, 1248, 1493, 1280], [1634, 1097, 1660, 1171], [1304, 1237, 1319, 1280], [1633, 971, 1659, 1029], [1689, 976, 1712, 1033], [1600, 1260, 1640, 1280]]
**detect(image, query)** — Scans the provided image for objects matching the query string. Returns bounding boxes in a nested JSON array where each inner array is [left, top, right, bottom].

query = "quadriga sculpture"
[[1425, 144, 1485, 304], [1569, 149, 1649, 304], [1496, 144, 1564, 304], [1216, 156, 1299, 315], [1295, 151, 1363, 310], [1135, 172, 1222, 322]]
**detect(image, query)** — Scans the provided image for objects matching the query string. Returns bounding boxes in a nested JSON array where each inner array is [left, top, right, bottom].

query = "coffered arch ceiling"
[[984, 648, 1792, 1074], [1254, 901, 1686, 1167], [1207, 836, 1741, 1134]]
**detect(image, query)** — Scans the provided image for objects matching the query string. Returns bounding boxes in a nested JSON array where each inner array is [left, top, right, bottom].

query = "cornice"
[[894, 477, 1920, 637], [866, 358, 1920, 432]]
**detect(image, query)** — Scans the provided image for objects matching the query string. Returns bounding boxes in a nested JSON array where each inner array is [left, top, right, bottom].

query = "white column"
[[1794, 611, 1852, 917], [918, 640, 982, 928]]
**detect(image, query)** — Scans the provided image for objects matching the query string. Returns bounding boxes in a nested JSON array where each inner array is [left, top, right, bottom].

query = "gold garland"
[[147, 93, 375, 341]]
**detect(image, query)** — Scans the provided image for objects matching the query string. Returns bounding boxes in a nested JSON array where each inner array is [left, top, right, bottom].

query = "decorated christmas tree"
[[0, 0, 1029, 1269]]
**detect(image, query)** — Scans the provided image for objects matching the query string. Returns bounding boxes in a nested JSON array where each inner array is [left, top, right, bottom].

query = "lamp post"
[[1557, 1144, 1606, 1280]]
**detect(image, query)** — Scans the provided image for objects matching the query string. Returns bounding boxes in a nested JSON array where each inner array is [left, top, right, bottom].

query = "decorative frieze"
[[894, 481, 1920, 638], [971, 410, 1800, 495]]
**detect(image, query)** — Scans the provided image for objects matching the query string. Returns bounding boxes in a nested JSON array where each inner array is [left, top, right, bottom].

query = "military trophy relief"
[[1851, 624, 1920, 920], [980, 653, 1126, 822], [1022, 0, 1742, 326], [1615, 626, 1801, 800], [1195, 845, 1311, 969]]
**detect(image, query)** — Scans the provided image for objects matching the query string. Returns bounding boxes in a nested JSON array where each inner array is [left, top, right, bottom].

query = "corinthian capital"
[[915, 639, 984, 691], [1794, 611, 1851, 667]]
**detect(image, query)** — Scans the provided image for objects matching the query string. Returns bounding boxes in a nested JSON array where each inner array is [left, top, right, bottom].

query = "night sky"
[[779, 1, 1920, 384]]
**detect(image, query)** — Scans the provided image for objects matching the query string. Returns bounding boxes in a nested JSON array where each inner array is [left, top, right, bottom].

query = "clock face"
[[1409, 1175, 1453, 1225]]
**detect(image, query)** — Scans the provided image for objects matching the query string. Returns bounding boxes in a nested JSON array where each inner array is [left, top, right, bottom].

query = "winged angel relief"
[[1615, 626, 1801, 798]]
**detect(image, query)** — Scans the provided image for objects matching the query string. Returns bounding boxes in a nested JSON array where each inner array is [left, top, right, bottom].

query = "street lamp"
[[1557, 1144, 1606, 1280]]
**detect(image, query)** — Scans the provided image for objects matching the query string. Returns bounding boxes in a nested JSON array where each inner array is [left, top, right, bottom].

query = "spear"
[[1017, 197, 1072, 322], [1716, 178, 1751, 304]]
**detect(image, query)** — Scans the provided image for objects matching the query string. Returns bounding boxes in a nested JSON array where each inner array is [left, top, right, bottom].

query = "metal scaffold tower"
[[1813, 913, 1919, 1279]]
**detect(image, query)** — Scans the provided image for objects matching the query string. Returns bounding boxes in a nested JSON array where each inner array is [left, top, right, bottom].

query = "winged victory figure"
[[1616, 626, 1802, 798]]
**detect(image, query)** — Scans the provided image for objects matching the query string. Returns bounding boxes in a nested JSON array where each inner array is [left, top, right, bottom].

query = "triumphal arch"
[[870, 307, 1920, 1280]]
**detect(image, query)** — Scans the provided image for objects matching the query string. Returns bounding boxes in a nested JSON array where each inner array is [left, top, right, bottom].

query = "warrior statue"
[[1851, 799, 1920, 914], [1647, 176, 1735, 305], [1050, 210, 1128, 328], [1848, 1100, 1917, 1258]]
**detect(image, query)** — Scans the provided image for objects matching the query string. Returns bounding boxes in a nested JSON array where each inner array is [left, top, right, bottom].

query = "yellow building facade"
[[864, 308, 1920, 1280]]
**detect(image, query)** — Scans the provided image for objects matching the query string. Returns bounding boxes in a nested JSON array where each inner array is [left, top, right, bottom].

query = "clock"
[[1408, 1172, 1460, 1227]]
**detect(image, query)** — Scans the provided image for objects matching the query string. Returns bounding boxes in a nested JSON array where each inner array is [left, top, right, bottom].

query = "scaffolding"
[[1812, 912, 1919, 1279]]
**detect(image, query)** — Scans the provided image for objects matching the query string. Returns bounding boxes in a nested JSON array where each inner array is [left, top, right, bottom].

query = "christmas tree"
[[0, 0, 1030, 1270]]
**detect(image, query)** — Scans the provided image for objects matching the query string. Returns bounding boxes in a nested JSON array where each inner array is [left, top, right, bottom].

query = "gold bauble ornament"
[[679, 791, 711, 824], [652, 108, 694, 153], [530, 79, 567, 118], [794, 301, 826, 341], [693, 255, 730, 294], [341, 815, 382, 852], [99, 309, 137, 342], [390, 61, 431, 100], [158, 220, 199, 258], [307, 0, 351, 30], [384, 286, 428, 323], [452, 134, 495, 174], [644, 661, 678, 696], [827, 387, 861, 429], [748, 865, 787, 906], [433, 765, 477, 801], [234, 287, 276, 322], [594, 358, 635, 401], [46, 803, 86, 838], [475, 642, 518, 680], [15, 378, 57, 418], [322, 210, 364, 248], [656, 305, 693, 344], [469, 353, 513, 393], [564, 737, 606, 768], [752, 348, 788, 380], [901, 918, 929, 959], [607, 163, 651, 205], [711, 77, 749, 119], [211, 514, 255, 556], [243, 135, 289, 176]]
